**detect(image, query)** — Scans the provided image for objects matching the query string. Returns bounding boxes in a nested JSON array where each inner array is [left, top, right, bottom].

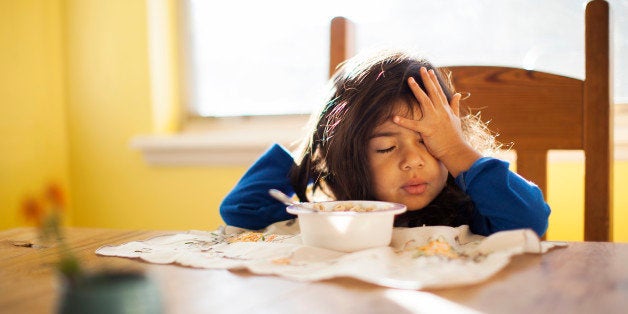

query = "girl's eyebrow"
[[368, 131, 399, 139]]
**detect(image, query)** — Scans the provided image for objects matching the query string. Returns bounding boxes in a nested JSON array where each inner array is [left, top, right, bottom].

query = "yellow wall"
[[1, 0, 626, 241], [0, 0, 71, 229], [547, 162, 627, 241], [63, 0, 233, 231]]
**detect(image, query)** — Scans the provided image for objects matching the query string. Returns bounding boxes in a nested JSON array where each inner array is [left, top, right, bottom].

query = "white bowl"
[[286, 200, 407, 252]]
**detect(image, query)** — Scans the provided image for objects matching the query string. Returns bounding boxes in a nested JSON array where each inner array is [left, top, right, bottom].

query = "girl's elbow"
[[532, 219, 549, 238], [219, 198, 254, 229], [531, 203, 551, 237], [219, 203, 240, 227]]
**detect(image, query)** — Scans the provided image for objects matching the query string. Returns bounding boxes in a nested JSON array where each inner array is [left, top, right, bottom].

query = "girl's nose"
[[400, 146, 426, 171]]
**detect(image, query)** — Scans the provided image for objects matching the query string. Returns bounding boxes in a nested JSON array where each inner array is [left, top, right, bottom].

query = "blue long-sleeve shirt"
[[220, 144, 550, 236]]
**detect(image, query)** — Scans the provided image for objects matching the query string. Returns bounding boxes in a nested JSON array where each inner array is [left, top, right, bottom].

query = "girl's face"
[[367, 99, 448, 211]]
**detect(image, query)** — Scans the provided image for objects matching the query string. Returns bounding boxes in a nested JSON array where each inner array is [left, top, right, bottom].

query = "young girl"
[[220, 48, 550, 237]]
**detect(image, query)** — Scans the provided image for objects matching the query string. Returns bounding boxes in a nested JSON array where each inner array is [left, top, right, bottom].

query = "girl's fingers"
[[407, 77, 434, 111], [451, 93, 461, 117], [428, 69, 448, 106], [392, 115, 423, 133], [419, 67, 439, 101], [405, 68, 460, 127]]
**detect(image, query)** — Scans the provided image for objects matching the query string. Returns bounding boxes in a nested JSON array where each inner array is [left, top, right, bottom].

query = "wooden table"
[[1, 228, 627, 314]]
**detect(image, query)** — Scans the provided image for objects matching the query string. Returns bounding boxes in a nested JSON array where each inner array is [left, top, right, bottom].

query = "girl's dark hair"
[[290, 48, 493, 228]]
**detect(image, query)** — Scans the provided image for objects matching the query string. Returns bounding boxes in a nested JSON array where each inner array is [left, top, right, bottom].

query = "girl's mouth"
[[402, 183, 427, 195]]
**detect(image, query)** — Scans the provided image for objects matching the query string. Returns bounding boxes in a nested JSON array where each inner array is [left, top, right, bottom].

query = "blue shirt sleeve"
[[219, 144, 297, 230], [455, 157, 551, 237]]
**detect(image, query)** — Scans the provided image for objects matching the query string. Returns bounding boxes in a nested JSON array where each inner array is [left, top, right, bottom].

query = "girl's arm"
[[456, 157, 551, 237], [219, 144, 296, 230]]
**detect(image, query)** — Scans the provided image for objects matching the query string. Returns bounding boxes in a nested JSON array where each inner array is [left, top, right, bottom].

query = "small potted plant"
[[21, 182, 162, 314]]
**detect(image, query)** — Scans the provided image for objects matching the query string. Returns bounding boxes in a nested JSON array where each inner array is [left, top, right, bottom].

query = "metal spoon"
[[268, 189, 296, 206], [268, 189, 316, 211]]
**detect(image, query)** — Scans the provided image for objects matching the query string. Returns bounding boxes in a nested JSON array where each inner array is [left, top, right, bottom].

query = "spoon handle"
[[268, 189, 295, 206]]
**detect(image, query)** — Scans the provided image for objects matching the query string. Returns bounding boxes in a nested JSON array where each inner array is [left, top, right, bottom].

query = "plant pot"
[[58, 271, 162, 314]]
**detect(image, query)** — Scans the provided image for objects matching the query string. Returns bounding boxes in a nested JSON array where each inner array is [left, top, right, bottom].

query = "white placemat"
[[96, 221, 565, 290]]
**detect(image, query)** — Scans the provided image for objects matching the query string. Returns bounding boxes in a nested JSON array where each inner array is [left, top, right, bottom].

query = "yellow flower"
[[21, 196, 44, 226], [45, 182, 66, 209], [20, 182, 82, 286]]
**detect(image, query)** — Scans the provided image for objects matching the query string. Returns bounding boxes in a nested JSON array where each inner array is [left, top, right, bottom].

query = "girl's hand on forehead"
[[393, 67, 480, 176], [393, 67, 464, 159]]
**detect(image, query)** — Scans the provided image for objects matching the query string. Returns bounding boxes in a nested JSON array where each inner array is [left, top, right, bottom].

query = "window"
[[185, 0, 339, 116], [185, 0, 628, 118], [134, 0, 627, 166]]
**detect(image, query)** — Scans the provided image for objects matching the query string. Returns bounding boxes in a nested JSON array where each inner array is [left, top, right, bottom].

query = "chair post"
[[329, 16, 355, 77], [584, 0, 612, 241], [516, 150, 549, 241], [516, 150, 548, 198]]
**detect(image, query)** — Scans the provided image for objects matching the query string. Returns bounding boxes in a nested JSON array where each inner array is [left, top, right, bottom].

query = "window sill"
[[131, 115, 310, 166], [132, 108, 628, 166]]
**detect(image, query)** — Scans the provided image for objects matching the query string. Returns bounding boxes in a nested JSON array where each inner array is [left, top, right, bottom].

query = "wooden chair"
[[329, 0, 613, 241]]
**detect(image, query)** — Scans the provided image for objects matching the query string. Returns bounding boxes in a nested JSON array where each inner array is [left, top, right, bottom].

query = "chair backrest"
[[328, 0, 613, 241]]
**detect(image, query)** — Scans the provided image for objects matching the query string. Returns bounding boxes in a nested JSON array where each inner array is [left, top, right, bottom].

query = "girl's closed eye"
[[376, 146, 396, 154]]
